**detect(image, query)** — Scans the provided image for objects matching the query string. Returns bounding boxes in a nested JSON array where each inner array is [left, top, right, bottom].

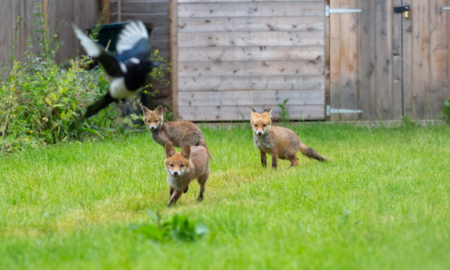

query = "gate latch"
[[394, 6, 410, 18]]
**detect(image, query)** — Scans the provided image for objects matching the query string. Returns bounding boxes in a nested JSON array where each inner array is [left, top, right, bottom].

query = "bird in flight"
[[73, 21, 160, 119]]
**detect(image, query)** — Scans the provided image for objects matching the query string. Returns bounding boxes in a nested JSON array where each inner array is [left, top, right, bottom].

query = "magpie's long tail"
[[83, 92, 116, 119]]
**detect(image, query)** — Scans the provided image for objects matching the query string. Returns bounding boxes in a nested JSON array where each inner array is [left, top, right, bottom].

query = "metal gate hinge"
[[326, 5, 363, 17], [326, 105, 363, 116]]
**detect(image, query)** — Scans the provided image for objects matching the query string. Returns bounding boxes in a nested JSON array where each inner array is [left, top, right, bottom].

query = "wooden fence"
[[0, 0, 101, 74], [2, 0, 449, 121], [171, 0, 326, 121], [330, 0, 450, 121]]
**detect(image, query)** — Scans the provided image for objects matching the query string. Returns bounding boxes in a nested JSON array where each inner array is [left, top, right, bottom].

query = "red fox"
[[250, 108, 327, 170], [142, 105, 213, 159], [164, 144, 210, 206]]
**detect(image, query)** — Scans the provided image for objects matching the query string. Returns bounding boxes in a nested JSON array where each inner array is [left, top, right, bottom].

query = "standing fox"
[[165, 144, 210, 207], [142, 105, 213, 159], [250, 108, 327, 170]]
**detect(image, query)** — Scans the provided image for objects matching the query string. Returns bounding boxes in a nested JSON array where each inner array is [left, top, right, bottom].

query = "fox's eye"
[[180, 164, 185, 168], [263, 124, 266, 127], [155, 120, 158, 122], [254, 124, 257, 127], [170, 164, 174, 167]]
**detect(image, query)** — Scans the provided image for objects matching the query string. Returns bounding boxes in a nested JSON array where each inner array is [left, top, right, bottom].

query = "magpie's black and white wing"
[[73, 25, 126, 77], [116, 21, 151, 62]]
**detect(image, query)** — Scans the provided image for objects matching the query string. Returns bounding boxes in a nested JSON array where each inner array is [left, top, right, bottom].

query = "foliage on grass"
[[0, 125, 449, 269], [128, 209, 208, 242], [277, 98, 290, 125], [440, 100, 450, 123]]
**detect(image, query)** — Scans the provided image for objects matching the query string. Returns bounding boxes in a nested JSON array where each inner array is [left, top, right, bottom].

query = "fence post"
[[42, 0, 48, 31], [102, 0, 110, 24], [117, 0, 122, 22], [170, 1, 179, 120]]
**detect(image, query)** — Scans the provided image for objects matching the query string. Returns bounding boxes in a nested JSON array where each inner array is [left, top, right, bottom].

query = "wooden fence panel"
[[429, 0, 448, 119], [0, 0, 100, 75], [402, 0, 449, 119], [331, 0, 450, 121], [173, 0, 326, 121]]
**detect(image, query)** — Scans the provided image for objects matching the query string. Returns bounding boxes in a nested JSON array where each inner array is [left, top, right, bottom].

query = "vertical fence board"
[[171, 1, 179, 120], [338, 0, 359, 121], [410, 0, 429, 119], [358, 0, 376, 120], [330, 0, 341, 121], [392, 0, 403, 120], [103, 0, 110, 24], [0, 0, 15, 77], [429, 0, 449, 118], [402, 0, 414, 118], [324, 0, 331, 121], [375, 0, 394, 120]]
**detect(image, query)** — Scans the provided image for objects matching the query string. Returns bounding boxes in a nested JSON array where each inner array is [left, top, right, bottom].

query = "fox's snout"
[[149, 125, 157, 130], [172, 171, 179, 176], [256, 131, 264, 135]]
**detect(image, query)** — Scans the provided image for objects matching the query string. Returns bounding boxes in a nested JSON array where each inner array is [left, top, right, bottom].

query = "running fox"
[[165, 144, 210, 207], [250, 108, 327, 170], [142, 105, 213, 159]]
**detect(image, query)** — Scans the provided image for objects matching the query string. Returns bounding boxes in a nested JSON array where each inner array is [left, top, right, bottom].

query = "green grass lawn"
[[1, 123, 450, 269]]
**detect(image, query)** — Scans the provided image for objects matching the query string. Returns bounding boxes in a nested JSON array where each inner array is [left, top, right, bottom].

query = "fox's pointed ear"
[[180, 145, 191, 160], [155, 105, 163, 115], [267, 108, 273, 118], [165, 144, 176, 158], [142, 106, 150, 115], [251, 108, 257, 117]]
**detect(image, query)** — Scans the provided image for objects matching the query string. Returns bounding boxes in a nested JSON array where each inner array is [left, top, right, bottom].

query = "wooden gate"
[[329, 0, 450, 121], [171, 0, 327, 121]]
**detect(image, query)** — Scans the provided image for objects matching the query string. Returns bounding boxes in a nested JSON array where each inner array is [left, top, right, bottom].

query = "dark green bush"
[[440, 100, 450, 124], [128, 209, 208, 243]]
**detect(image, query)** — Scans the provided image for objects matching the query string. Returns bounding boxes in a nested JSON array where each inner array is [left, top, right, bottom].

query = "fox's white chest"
[[254, 134, 272, 152], [167, 172, 189, 190]]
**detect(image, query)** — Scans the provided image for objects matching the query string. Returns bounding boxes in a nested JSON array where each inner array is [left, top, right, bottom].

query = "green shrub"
[[440, 100, 450, 124], [278, 98, 290, 125], [0, 5, 171, 156], [128, 209, 208, 243], [0, 9, 122, 155]]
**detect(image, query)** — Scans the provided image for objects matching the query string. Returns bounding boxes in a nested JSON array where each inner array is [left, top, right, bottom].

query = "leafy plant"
[[0, 6, 121, 155], [88, 5, 108, 42], [162, 102, 173, 122], [402, 116, 419, 128], [440, 100, 450, 124], [278, 99, 290, 125], [128, 209, 208, 243], [0, 4, 172, 155]]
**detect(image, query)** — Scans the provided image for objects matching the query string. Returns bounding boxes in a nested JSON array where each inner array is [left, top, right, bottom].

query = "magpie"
[[73, 21, 160, 119]]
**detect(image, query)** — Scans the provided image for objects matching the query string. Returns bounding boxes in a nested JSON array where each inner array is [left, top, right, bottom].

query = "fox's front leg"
[[167, 189, 182, 207], [271, 148, 278, 170], [260, 149, 267, 167]]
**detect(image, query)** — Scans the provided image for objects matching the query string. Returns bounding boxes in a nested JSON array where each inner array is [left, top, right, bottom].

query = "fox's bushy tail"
[[300, 143, 328, 162], [205, 146, 215, 160], [200, 138, 215, 160]]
